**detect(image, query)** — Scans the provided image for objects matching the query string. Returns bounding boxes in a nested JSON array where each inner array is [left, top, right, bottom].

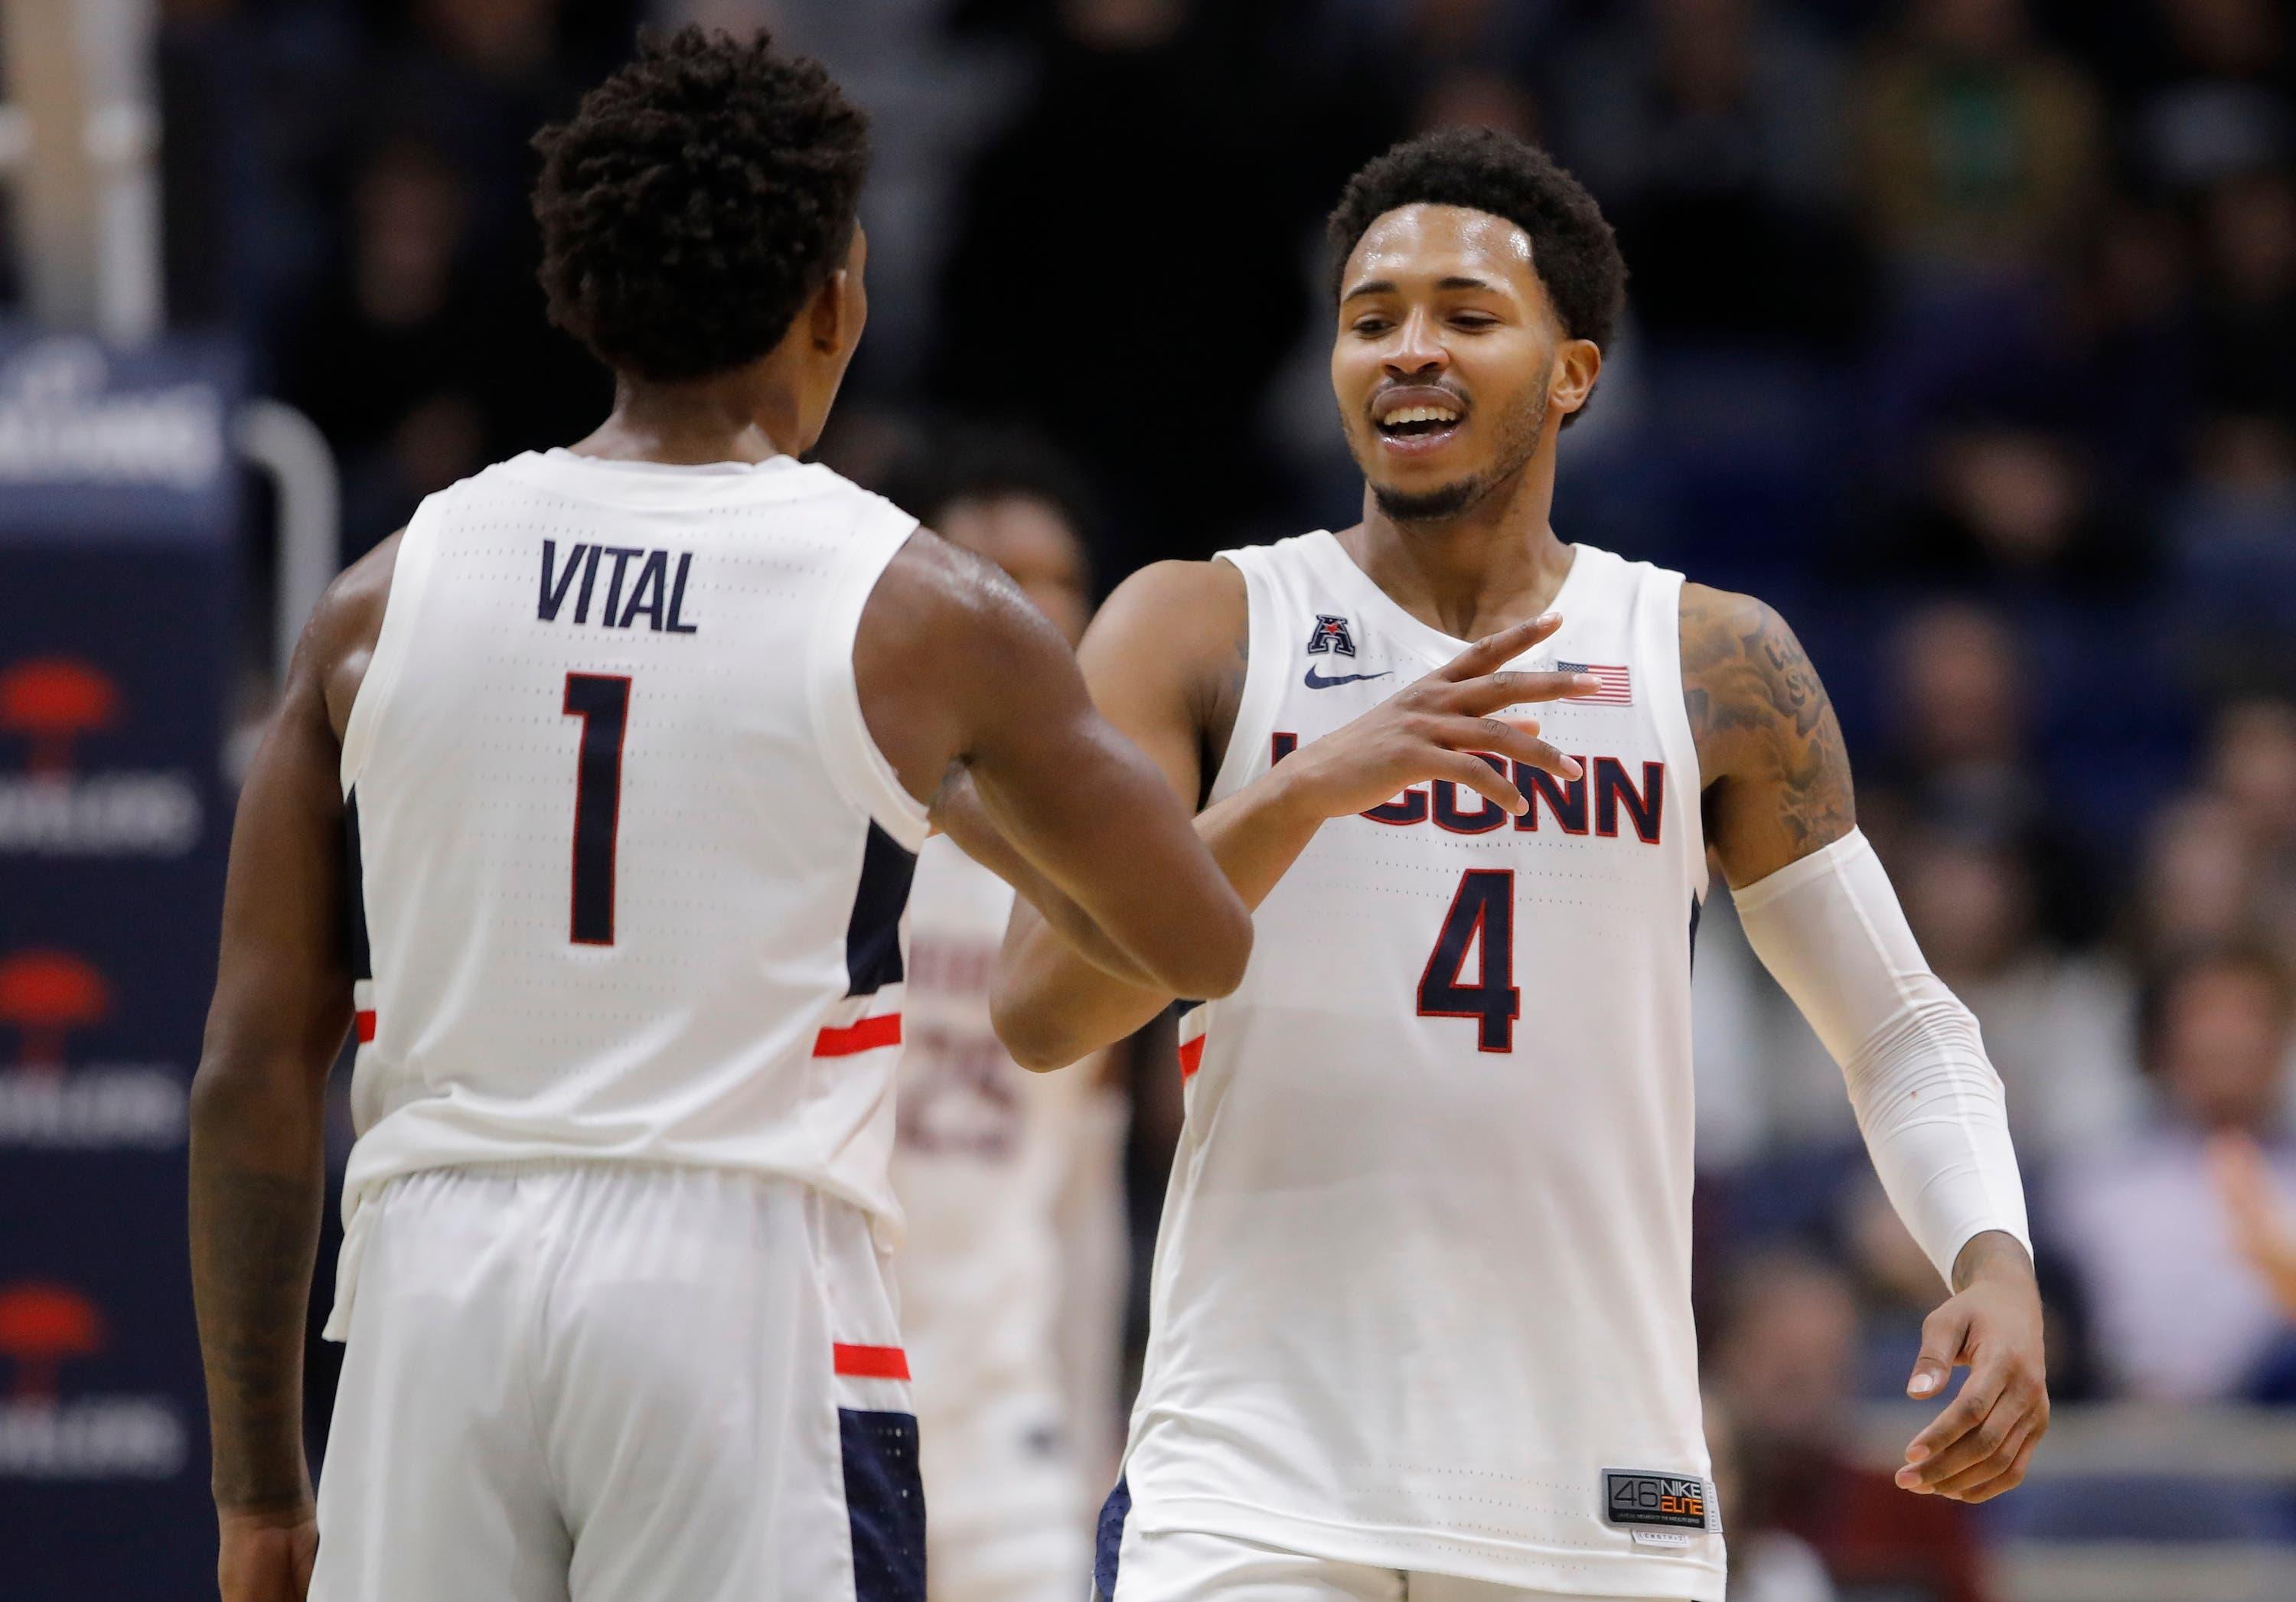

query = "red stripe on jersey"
[[813, 1013, 902, 1057], [354, 1010, 377, 1044], [1178, 1033, 1205, 1079], [833, 1343, 910, 1379]]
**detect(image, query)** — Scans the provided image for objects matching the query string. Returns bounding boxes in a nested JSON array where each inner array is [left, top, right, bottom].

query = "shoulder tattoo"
[[1681, 586, 1855, 863]]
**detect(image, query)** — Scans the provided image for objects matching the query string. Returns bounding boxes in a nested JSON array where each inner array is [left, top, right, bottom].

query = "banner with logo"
[[0, 332, 238, 1594]]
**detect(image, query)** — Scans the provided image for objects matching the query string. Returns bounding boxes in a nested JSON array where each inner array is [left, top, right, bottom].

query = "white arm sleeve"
[[1732, 828, 2031, 1284]]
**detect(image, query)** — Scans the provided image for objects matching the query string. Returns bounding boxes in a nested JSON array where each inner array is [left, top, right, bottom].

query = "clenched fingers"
[[1436, 613, 1565, 681]]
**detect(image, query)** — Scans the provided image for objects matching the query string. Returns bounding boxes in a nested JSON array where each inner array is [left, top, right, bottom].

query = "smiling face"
[[1331, 203, 1597, 524]]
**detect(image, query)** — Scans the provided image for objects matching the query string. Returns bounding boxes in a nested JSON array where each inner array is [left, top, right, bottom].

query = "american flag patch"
[[1558, 661, 1633, 705]]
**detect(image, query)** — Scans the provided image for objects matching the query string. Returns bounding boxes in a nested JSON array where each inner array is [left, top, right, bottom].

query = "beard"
[[1371, 475, 1488, 522], [1362, 382, 1548, 526]]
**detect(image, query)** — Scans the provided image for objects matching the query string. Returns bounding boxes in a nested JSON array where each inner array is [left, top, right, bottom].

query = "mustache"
[[1366, 382, 1471, 416]]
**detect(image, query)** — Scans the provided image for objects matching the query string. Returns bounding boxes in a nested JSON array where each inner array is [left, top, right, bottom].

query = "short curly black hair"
[[1326, 127, 1627, 354], [531, 27, 870, 383]]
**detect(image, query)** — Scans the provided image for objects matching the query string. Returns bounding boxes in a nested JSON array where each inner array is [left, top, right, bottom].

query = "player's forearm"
[[1734, 830, 2031, 1280], [993, 764, 1324, 1070], [188, 1058, 327, 1512]]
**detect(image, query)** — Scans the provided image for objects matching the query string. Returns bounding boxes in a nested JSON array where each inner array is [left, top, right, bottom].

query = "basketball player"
[[990, 129, 2050, 1602], [888, 443, 1129, 1602], [184, 31, 1273, 1602]]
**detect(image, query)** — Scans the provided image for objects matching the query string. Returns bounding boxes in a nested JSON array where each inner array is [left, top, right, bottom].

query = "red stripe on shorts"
[[813, 1013, 902, 1057], [833, 1343, 910, 1380], [354, 1010, 377, 1044], [1178, 1033, 1205, 1079]]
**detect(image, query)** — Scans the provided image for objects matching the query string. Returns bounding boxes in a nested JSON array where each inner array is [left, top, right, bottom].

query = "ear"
[[807, 269, 853, 354], [1550, 338, 1602, 419], [807, 226, 869, 356]]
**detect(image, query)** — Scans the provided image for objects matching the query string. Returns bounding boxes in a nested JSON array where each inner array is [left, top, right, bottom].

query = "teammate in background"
[[992, 129, 2050, 1602], [188, 31, 1256, 1602], [886, 438, 1130, 1602]]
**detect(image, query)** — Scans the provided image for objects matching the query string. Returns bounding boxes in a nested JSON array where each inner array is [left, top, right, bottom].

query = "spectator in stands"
[[282, 136, 493, 556], [2195, 167, 2296, 424], [1704, 1395, 1837, 1602], [1862, 604, 2099, 943], [2134, 0, 2292, 193], [1862, 412, 2154, 599], [2060, 201, 2197, 498], [1554, 0, 1865, 347], [1327, 0, 1559, 91], [2133, 790, 2272, 958], [2048, 945, 2296, 1401], [1707, 1251, 1994, 1602], [1893, 825, 2140, 1164], [2170, 418, 2296, 695], [929, 0, 1309, 573], [1854, 0, 2103, 284], [2210, 697, 2296, 956], [377, 0, 582, 266]]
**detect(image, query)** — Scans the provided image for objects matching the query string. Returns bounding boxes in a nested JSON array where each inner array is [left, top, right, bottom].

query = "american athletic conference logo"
[[0, 948, 187, 1150], [0, 656, 202, 857], [1305, 614, 1358, 657], [0, 1281, 188, 1480]]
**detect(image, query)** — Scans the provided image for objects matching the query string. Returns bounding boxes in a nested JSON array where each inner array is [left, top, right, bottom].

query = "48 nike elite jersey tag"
[[1603, 1470, 1712, 1531]]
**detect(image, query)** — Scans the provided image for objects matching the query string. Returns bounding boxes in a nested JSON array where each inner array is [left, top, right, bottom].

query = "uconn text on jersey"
[[1271, 731, 1665, 843]]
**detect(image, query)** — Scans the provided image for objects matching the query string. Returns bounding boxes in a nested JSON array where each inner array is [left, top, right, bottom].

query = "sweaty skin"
[[990, 200, 2047, 1506], [190, 230, 1251, 1602]]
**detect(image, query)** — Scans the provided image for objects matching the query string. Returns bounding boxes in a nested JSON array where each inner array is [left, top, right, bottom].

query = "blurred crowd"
[[126, 0, 2296, 1595]]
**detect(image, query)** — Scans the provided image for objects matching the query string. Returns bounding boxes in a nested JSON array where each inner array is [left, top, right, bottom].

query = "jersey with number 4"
[[323, 450, 929, 1336], [1116, 531, 1722, 1597]]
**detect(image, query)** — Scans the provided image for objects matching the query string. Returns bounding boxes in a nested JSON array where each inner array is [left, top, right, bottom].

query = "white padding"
[[1733, 829, 2031, 1284]]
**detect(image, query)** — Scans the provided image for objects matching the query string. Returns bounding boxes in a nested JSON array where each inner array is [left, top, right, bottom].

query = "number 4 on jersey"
[[1417, 869, 1518, 1052]]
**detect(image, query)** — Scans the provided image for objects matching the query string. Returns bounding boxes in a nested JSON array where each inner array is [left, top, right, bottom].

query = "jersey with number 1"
[[323, 449, 930, 1336], [1113, 531, 1722, 1597]]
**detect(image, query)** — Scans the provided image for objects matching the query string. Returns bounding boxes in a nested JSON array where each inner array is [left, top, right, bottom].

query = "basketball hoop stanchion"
[[236, 399, 343, 686]]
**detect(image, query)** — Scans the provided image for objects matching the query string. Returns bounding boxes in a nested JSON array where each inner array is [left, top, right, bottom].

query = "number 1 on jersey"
[[563, 673, 631, 945], [1417, 869, 1518, 1052]]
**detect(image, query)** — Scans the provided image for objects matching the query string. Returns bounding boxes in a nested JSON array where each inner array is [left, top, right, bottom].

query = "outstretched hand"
[[1895, 1231, 2049, 1503], [1270, 612, 1597, 824]]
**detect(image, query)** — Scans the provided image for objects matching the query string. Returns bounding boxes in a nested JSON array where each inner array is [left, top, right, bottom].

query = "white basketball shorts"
[[1096, 1494, 1688, 1602], [311, 1163, 923, 1602]]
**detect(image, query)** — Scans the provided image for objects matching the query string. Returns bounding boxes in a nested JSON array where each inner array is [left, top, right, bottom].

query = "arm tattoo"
[[1681, 586, 1855, 878], [191, 1152, 322, 1509]]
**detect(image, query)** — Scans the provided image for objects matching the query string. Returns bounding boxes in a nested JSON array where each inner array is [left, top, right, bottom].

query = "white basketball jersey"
[[325, 449, 928, 1337], [1117, 533, 1722, 1597], [891, 834, 1101, 1539]]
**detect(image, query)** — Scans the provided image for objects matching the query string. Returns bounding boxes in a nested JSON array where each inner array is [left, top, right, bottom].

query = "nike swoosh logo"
[[1303, 665, 1393, 690]]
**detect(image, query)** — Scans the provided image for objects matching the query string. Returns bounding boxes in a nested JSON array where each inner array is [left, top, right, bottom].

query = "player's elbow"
[[1159, 899, 1254, 1002], [188, 1050, 287, 1146], [990, 981, 1097, 1073]]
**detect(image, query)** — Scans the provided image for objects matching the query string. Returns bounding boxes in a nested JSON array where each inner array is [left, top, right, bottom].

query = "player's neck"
[[1346, 455, 1572, 641], [566, 370, 810, 467]]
